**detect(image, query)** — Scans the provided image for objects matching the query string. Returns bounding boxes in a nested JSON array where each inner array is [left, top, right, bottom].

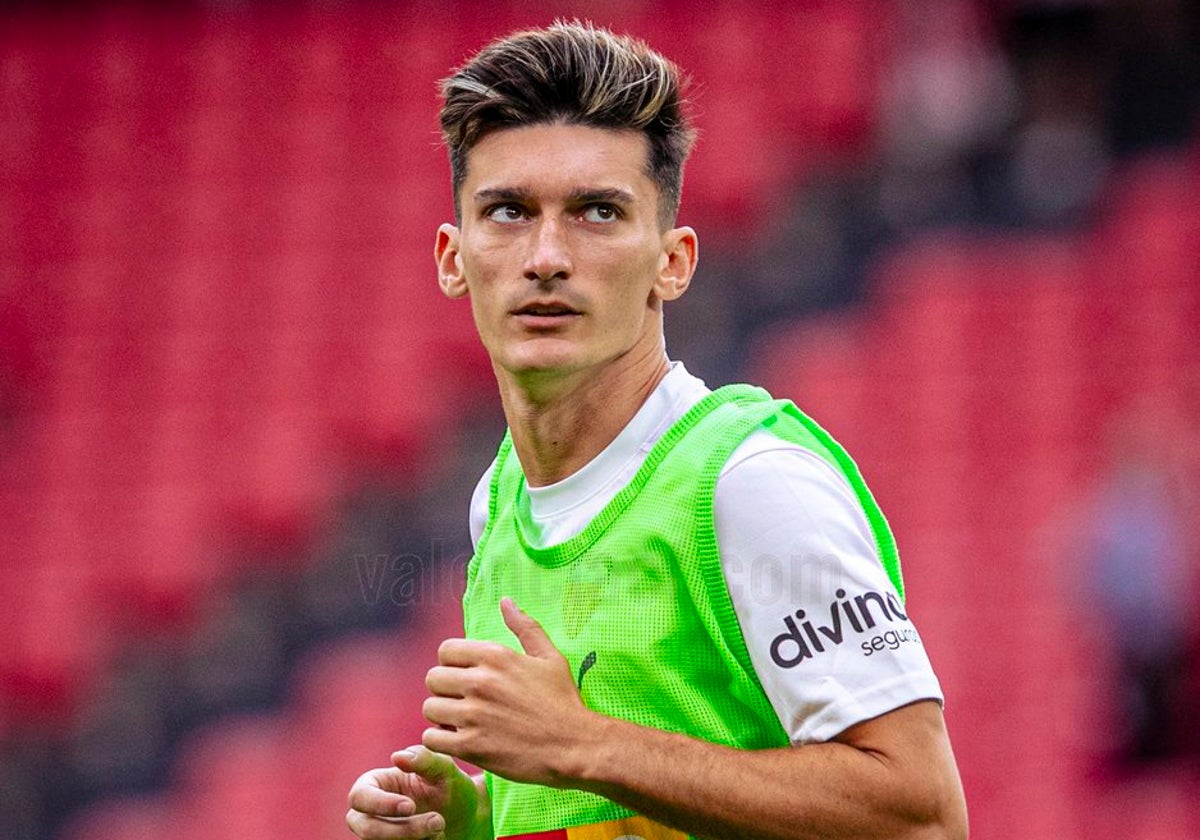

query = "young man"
[[347, 22, 967, 840]]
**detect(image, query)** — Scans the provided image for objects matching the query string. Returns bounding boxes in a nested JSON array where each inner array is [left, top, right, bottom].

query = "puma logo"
[[576, 650, 597, 689]]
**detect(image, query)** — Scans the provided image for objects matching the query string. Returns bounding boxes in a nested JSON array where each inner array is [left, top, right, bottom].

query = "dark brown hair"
[[439, 20, 696, 227]]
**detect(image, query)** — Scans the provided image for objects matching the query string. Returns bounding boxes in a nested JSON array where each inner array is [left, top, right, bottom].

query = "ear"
[[435, 223, 468, 299], [653, 226, 698, 302]]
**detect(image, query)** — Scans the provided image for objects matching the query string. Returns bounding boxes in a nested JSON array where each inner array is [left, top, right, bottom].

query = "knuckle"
[[347, 777, 373, 809], [363, 819, 395, 840], [479, 643, 511, 666], [455, 704, 477, 728], [456, 738, 483, 766], [472, 670, 501, 701], [422, 728, 443, 753], [345, 810, 373, 838]]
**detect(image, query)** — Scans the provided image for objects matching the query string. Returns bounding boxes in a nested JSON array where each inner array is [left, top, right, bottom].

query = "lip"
[[510, 299, 583, 328], [510, 299, 581, 317]]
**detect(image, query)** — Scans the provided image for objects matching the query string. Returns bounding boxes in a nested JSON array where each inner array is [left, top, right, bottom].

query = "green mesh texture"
[[464, 385, 904, 836]]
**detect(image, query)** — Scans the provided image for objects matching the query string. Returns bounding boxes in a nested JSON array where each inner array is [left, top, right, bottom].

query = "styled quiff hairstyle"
[[438, 21, 696, 228]]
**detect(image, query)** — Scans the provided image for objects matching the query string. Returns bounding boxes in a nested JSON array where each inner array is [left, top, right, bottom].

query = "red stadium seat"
[[747, 146, 1200, 838], [5, 5, 1200, 839]]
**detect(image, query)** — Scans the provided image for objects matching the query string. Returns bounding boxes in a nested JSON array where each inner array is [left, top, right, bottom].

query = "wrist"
[[557, 711, 625, 792]]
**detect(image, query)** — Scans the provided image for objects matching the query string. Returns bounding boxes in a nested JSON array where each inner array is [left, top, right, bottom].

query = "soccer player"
[[347, 21, 967, 840]]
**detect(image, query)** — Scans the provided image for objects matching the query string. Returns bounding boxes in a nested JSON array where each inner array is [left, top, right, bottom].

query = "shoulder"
[[720, 428, 853, 490], [714, 429, 873, 558]]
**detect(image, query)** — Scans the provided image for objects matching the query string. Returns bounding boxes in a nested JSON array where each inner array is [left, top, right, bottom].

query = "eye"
[[485, 204, 527, 223], [581, 203, 620, 223]]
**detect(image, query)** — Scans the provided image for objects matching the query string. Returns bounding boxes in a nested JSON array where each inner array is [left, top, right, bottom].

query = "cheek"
[[468, 290, 509, 348], [460, 256, 507, 317], [610, 252, 663, 310], [594, 281, 657, 335]]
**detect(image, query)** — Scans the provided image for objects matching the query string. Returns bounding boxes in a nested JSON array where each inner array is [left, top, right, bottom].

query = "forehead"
[[461, 123, 657, 203]]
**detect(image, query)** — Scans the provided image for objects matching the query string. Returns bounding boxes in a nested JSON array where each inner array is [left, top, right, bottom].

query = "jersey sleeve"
[[468, 460, 496, 551], [714, 431, 944, 745]]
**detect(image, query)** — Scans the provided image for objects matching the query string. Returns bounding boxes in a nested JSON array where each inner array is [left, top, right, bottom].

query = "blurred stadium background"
[[1, 1, 1198, 838]]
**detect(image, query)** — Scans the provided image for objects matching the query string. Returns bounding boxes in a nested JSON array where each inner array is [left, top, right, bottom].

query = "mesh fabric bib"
[[465, 385, 904, 839]]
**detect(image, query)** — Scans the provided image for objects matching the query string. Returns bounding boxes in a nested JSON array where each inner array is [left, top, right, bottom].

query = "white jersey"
[[469, 362, 943, 744]]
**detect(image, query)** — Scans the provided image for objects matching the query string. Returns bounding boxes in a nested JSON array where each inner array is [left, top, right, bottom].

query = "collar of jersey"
[[510, 383, 769, 567], [520, 362, 705, 528]]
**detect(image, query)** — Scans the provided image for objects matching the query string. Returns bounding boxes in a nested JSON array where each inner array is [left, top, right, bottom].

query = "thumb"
[[392, 745, 456, 781], [500, 597, 562, 660]]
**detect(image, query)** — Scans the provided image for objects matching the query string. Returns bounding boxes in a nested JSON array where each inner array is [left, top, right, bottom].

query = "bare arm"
[[571, 700, 965, 840], [422, 599, 967, 840]]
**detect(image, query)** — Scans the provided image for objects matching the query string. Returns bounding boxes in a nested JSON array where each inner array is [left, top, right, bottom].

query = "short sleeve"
[[469, 460, 496, 550], [715, 430, 944, 745]]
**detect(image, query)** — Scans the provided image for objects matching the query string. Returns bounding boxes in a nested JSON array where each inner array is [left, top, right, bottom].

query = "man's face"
[[435, 123, 695, 385]]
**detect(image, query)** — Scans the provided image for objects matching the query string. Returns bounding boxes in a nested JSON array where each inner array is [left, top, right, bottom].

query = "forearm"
[[564, 705, 965, 840], [425, 609, 965, 839]]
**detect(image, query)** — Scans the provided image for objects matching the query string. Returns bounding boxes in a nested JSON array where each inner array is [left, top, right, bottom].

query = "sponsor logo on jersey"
[[769, 588, 921, 668]]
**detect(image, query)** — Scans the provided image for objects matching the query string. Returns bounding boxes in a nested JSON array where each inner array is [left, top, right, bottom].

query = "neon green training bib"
[[465, 384, 904, 838]]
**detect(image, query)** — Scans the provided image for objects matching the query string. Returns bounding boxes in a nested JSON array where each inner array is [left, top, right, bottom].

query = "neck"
[[496, 344, 670, 487]]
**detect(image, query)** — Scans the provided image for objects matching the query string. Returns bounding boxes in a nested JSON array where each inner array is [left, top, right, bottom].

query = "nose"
[[523, 217, 571, 283]]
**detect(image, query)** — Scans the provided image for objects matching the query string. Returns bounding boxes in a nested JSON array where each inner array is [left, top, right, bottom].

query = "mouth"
[[512, 301, 581, 317], [511, 300, 582, 327]]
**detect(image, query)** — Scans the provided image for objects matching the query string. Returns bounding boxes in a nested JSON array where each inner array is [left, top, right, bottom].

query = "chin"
[[499, 349, 593, 381], [506, 357, 584, 378], [499, 338, 590, 373]]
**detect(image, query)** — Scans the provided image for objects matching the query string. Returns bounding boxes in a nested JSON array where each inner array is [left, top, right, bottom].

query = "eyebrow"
[[473, 187, 533, 205], [567, 187, 637, 206], [471, 186, 637, 206]]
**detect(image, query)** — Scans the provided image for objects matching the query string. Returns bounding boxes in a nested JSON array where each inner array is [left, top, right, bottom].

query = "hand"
[[422, 598, 596, 786], [345, 745, 481, 839]]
